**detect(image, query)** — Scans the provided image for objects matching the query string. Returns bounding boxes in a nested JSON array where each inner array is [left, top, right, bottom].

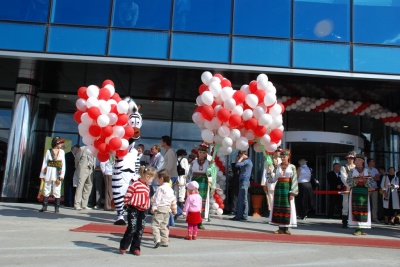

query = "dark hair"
[[238, 151, 248, 156], [333, 163, 340, 167], [137, 144, 144, 150], [161, 135, 172, 146], [72, 144, 80, 149], [176, 149, 187, 157], [367, 158, 375, 164], [157, 169, 170, 182], [51, 136, 63, 148], [388, 166, 395, 172]]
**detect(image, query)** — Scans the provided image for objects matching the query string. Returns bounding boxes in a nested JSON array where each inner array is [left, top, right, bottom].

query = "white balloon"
[[84, 145, 95, 156], [258, 113, 273, 126], [230, 129, 241, 141], [220, 194, 226, 200], [113, 126, 125, 138], [269, 104, 282, 116], [201, 129, 214, 143], [212, 203, 219, 209], [253, 142, 262, 152], [213, 134, 223, 145], [223, 98, 236, 111], [209, 81, 222, 97], [268, 85, 277, 94], [253, 106, 266, 119], [209, 76, 221, 84], [78, 123, 90, 136], [220, 87, 234, 101], [264, 92, 277, 107], [82, 135, 95, 146], [257, 73, 268, 83], [218, 125, 230, 138], [211, 117, 222, 130], [99, 100, 111, 115], [214, 105, 222, 114], [245, 130, 255, 141], [260, 134, 271, 146], [201, 91, 214, 106], [242, 109, 253, 121], [86, 97, 99, 108], [196, 95, 204, 106], [222, 137, 233, 148], [257, 79, 269, 92], [108, 113, 118, 125], [219, 175, 226, 181], [204, 119, 214, 130], [240, 84, 250, 95], [236, 136, 249, 151], [245, 94, 258, 109], [108, 99, 117, 106], [265, 142, 278, 153], [270, 115, 283, 129], [278, 125, 285, 131], [97, 114, 110, 127], [117, 101, 129, 114], [76, 98, 87, 111], [87, 85, 99, 98], [104, 84, 115, 97], [81, 113, 93, 125], [231, 105, 243, 116], [120, 138, 129, 150], [217, 171, 223, 177], [214, 95, 223, 105], [201, 72, 213, 85]]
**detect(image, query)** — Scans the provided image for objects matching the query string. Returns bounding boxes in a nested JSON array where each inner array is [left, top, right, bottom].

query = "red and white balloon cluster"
[[73, 80, 136, 162], [210, 154, 227, 216], [192, 71, 285, 154]]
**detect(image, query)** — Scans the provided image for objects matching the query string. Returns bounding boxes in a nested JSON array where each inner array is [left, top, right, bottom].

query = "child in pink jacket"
[[182, 181, 202, 240]]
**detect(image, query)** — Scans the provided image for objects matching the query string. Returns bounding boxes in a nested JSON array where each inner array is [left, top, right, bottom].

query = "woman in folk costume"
[[267, 149, 298, 235], [380, 167, 400, 225], [347, 154, 374, 235], [261, 148, 282, 213], [189, 142, 211, 229], [112, 98, 142, 225], [39, 136, 66, 213]]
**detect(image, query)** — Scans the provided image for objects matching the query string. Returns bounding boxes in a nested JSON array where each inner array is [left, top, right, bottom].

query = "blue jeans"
[[236, 180, 250, 219]]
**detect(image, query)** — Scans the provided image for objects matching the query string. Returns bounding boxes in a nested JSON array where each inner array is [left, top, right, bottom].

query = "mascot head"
[[124, 97, 143, 144]]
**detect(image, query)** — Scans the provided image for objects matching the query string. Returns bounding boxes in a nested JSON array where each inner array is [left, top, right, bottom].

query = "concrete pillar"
[[1, 59, 40, 201]]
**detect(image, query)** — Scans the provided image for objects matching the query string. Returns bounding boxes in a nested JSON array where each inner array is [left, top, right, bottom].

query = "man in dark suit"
[[327, 163, 344, 219], [63, 144, 79, 207]]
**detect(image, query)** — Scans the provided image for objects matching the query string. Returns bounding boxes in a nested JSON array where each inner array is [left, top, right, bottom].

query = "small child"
[[182, 181, 202, 240], [151, 169, 177, 248], [119, 165, 156, 256]]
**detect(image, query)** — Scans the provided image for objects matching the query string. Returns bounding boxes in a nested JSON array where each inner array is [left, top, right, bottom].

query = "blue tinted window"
[[353, 1, 400, 45], [294, 0, 350, 42], [51, 0, 110, 26], [234, 0, 291, 38], [54, 113, 78, 133], [0, 22, 45, 52], [172, 122, 201, 140], [171, 33, 230, 63], [112, 0, 172, 30], [173, 0, 231, 34], [47, 26, 107, 55], [0, 109, 13, 129], [0, 0, 49, 23], [141, 120, 171, 138], [232, 37, 290, 67], [109, 30, 168, 59], [293, 41, 350, 71], [353, 45, 400, 74]]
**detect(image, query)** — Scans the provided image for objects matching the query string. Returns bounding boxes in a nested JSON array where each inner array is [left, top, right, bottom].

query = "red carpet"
[[71, 223, 400, 249]]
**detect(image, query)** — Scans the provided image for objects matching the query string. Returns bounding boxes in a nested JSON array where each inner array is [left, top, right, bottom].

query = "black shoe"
[[114, 219, 126, 226], [154, 242, 160, 248], [229, 217, 240, 221], [160, 244, 168, 247], [241, 217, 248, 221]]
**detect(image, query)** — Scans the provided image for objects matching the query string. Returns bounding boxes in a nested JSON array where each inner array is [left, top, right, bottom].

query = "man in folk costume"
[[112, 98, 142, 225], [267, 149, 298, 235], [339, 151, 356, 228], [347, 154, 374, 235]]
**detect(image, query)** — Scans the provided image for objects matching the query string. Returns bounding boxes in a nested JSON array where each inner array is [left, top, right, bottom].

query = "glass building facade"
[[0, 0, 399, 214]]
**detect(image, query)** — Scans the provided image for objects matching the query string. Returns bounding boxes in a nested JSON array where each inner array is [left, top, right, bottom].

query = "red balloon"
[[110, 104, 118, 114], [219, 204, 225, 209], [270, 129, 283, 143], [116, 114, 128, 126], [219, 166, 226, 172], [116, 149, 128, 158], [77, 87, 88, 99], [94, 138, 105, 148], [98, 88, 111, 100], [97, 152, 109, 162], [214, 194, 220, 200], [109, 137, 122, 150], [198, 84, 208, 95], [220, 79, 231, 88], [123, 126, 134, 139], [279, 103, 285, 114], [194, 106, 203, 113], [216, 198, 223, 205], [254, 90, 266, 104], [101, 125, 113, 138], [111, 92, 121, 102], [217, 108, 230, 122], [244, 118, 258, 131], [249, 80, 258, 93], [73, 110, 84, 123], [254, 125, 267, 137], [89, 125, 101, 137], [214, 73, 224, 81], [87, 106, 101, 120], [232, 90, 245, 105], [102, 79, 114, 87], [98, 143, 110, 154], [201, 106, 214, 121], [229, 114, 242, 128]]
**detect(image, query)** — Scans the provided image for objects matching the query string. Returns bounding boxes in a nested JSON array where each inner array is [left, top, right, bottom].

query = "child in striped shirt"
[[119, 165, 156, 256]]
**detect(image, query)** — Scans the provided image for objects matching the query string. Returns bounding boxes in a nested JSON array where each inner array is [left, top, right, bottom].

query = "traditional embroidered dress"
[[190, 158, 210, 220], [347, 167, 374, 229], [381, 175, 400, 211], [268, 163, 298, 227]]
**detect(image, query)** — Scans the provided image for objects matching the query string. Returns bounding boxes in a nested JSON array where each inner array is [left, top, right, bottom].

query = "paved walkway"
[[0, 202, 399, 267]]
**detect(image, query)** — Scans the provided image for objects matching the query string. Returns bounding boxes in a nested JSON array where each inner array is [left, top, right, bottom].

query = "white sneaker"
[[75, 206, 82, 211], [82, 207, 92, 210]]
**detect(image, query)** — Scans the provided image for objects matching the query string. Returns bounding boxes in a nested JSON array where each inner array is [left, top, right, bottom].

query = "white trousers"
[[43, 180, 61, 198]]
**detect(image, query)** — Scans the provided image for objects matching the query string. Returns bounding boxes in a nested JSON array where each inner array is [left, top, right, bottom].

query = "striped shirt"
[[124, 179, 150, 211]]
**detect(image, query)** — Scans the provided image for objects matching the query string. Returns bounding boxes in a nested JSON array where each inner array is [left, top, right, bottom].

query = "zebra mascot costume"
[[113, 97, 143, 225]]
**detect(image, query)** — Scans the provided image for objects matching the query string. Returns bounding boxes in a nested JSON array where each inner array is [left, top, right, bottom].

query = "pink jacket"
[[182, 193, 202, 213]]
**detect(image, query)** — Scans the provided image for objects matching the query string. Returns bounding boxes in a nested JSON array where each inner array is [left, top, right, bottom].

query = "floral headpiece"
[[280, 149, 291, 156], [197, 142, 209, 152]]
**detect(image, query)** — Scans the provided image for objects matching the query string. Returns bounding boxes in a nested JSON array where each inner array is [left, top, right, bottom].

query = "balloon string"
[[258, 138, 273, 167], [207, 144, 220, 188]]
